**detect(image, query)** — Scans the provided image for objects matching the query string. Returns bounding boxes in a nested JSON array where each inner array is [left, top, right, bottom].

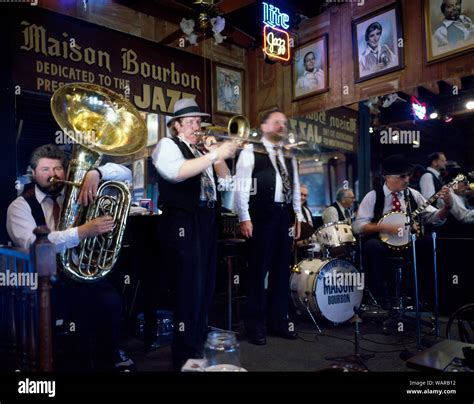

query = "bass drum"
[[290, 259, 363, 324]]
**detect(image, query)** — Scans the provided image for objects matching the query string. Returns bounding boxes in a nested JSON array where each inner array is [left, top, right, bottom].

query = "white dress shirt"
[[152, 135, 231, 201], [434, 15, 474, 47], [296, 69, 324, 92], [234, 137, 303, 222], [322, 201, 351, 225], [353, 184, 445, 234], [7, 163, 132, 252], [438, 189, 474, 223], [419, 167, 441, 199]]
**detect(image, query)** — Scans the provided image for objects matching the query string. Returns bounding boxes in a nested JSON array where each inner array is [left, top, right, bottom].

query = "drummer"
[[322, 187, 355, 225]]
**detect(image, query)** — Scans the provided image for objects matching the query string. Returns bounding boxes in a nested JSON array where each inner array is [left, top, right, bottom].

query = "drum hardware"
[[378, 174, 466, 249], [301, 297, 322, 334]]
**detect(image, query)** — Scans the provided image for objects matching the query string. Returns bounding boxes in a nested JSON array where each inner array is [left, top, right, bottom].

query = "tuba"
[[50, 83, 147, 282]]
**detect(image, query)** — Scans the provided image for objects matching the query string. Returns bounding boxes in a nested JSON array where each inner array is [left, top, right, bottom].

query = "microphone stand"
[[325, 306, 373, 370], [397, 190, 422, 359]]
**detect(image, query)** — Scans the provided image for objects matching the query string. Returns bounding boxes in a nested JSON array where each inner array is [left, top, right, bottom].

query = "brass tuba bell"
[[50, 83, 147, 282]]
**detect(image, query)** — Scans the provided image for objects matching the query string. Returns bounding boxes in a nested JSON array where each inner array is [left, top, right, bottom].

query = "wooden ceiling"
[[115, 0, 331, 49]]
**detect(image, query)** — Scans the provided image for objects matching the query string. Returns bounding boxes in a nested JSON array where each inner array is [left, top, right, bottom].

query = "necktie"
[[273, 146, 292, 204], [48, 195, 61, 229], [191, 145, 214, 201], [391, 192, 401, 212], [344, 208, 351, 222]]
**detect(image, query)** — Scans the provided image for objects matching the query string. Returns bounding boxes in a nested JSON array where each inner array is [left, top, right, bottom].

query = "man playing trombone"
[[152, 98, 236, 371]]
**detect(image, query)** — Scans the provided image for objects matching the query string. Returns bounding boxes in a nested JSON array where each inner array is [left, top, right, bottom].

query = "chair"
[[446, 303, 474, 343]]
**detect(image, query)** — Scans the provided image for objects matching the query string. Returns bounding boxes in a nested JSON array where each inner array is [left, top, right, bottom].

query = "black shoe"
[[246, 324, 266, 345], [115, 350, 136, 372], [269, 323, 298, 340]]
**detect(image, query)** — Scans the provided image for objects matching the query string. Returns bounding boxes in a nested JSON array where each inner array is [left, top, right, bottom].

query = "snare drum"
[[290, 259, 363, 324], [316, 221, 356, 257]]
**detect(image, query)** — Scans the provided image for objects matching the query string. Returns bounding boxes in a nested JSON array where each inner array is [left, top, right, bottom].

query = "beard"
[[35, 179, 64, 196]]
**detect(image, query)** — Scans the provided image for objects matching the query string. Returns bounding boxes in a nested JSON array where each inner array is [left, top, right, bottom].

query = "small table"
[[406, 339, 474, 371]]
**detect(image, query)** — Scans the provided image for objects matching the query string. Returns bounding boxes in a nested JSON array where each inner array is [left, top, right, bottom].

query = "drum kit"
[[291, 221, 363, 327]]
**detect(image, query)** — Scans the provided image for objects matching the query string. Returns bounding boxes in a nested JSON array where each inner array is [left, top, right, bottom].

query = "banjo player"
[[352, 154, 455, 310]]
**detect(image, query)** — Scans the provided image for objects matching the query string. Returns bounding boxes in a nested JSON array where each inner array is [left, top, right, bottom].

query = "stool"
[[383, 256, 433, 335], [218, 238, 246, 331]]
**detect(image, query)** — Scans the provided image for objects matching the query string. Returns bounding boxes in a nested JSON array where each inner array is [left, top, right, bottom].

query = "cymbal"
[[297, 221, 315, 241]]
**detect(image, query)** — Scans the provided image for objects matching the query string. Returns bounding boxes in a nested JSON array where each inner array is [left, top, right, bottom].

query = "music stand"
[[325, 306, 374, 370]]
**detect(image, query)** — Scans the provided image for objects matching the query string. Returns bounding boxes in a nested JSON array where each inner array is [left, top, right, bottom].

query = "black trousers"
[[363, 237, 434, 306], [159, 206, 217, 362], [53, 279, 122, 371], [245, 205, 293, 329]]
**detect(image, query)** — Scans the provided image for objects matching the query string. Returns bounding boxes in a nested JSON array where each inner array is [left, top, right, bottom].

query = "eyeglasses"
[[301, 193, 308, 197]]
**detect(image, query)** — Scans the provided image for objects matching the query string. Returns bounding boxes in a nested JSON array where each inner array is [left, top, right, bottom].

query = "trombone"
[[194, 115, 251, 147]]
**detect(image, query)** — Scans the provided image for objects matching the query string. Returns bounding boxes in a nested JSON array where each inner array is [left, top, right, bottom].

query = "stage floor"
[[122, 308, 455, 372]]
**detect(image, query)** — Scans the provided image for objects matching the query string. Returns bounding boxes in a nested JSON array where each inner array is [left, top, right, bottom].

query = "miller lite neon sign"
[[262, 2, 291, 62]]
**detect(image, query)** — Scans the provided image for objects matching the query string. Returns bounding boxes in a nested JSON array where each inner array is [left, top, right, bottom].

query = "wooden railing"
[[0, 226, 56, 371]]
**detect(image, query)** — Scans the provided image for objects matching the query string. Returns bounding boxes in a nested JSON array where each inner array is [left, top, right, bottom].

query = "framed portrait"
[[146, 113, 159, 146], [213, 63, 245, 116], [133, 158, 145, 190], [292, 34, 329, 100], [352, 3, 404, 82], [423, 0, 474, 63]]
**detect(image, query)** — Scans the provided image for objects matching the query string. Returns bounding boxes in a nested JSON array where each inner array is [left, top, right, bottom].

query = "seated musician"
[[296, 184, 317, 260], [352, 154, 453, 310], [6, 144, 135, 371], [322, 187, 355, 225]]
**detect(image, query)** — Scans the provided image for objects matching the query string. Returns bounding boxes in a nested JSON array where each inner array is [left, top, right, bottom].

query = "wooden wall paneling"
[[40, 0, 78, 18], [341, 3, 356, 108], [76, 1, 143, 38]]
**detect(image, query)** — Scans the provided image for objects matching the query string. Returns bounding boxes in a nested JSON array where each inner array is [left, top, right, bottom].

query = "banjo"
[[378, 174, 465, 248]]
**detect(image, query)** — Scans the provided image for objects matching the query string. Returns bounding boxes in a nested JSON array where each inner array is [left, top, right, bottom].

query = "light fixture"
[[444, 115, 453, 123], [180, 1, 226, 45], [466, 101, 474, 110], [429, 112, 438, 119]]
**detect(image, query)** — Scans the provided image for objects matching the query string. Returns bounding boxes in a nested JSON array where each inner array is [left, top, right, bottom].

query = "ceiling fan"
[[116, 0, 256, 48]]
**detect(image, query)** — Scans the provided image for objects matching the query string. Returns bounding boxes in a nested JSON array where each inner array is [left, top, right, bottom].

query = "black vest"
[[156, 137, 219, 212], [21, 184, 47, 227], [249, 145, 294, 221], [331, 202, 346, 222], [371, 187, 419, 223], [428, 171, 443, 194]]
